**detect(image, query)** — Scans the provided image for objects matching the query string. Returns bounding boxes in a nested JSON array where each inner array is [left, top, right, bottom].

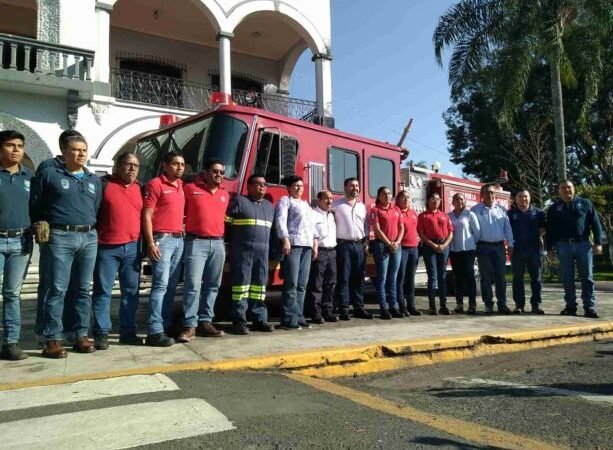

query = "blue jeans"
[[557, 241, 595, 311], [397, 246, 419, 309], [476, 242, 507, 307], [1, 235, 32, 344], [373, 240, 401, 310], [147, 236, 184, 335], [92, 241, 141, 338], [43, 229, 97, 340], [335, 240, 366, 313], [280, 246, 312, 327], [422, 244, 449, 308], [511, 251, 542, 309], [182, 237, 225, 327]]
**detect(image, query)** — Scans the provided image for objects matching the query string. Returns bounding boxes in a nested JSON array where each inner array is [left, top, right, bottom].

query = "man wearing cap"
[[30, 133, 101, 358], [177, 159, 228, 342], [546, 180, 603, 318], [0, 130, 33, 360], [142, 151, 185, 347]]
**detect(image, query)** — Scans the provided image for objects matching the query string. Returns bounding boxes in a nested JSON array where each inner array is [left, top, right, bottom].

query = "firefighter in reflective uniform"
[[226, 174, 275, 335]]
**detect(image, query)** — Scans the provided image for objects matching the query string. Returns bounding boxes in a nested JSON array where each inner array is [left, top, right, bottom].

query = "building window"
[[368, 156, 394, 197], [328, 147, 359, 193]]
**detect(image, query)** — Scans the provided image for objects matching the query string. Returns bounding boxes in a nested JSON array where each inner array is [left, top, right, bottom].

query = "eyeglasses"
[[210, 169, 225, 175], [250, 182, 268, 187]]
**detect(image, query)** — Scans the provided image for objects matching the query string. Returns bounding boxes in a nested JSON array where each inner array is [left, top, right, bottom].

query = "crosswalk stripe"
[[1, 398, 235, 449], [446, 377, 613, 405], [0, 374, 180, 412]]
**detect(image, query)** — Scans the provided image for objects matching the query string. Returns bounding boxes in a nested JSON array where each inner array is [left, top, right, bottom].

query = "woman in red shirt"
[[370, 186, 404, 319], [417, 192, 454, 315], [395, 190, 421, 316]]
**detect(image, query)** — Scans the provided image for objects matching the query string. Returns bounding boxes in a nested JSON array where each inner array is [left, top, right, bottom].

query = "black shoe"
[[279, 323, 302, 330], [390, 308, 404, 318], [513, 307, 524, 314], [439, 306, 452, 315], [232, 323, 250, 335], [312, 316, 325, 325], [94, 333, 109, 350], [467, 305, 477, 315], [119, 334, 144, 345], [298, 321, 312, 329], [408, 308, 422, 316], [323, 315, 339, 323], [454, 305, 464, 314], [428, 307, 438, 315], [252, 322, 275, 332], [531, 307, 545, 315], [498, 305, 513, 315], [1, 343, 28, 361], [339, 311, 351, 321], [354, 309, 373, 319], [560, 308, 577, 316], [584, 309, 600, 319], [380, 309, 392, 320], [145, 333, 174, 347]]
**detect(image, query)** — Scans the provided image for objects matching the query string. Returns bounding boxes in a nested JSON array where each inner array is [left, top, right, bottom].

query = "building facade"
[[0, 0, 332, 172]]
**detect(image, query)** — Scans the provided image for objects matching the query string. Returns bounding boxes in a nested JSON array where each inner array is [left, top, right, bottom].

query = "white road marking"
[[1, 398, 235, 449], [446, 377, 613, 405], [0, 373, 180, 412]]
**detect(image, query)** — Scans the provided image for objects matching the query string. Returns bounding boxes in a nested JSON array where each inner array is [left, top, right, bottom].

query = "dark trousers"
[[449, 250, 477, 308], [511, 251, 542, 309], [230, 243, 270, 325], [307, 247, 337, 319], [422, 244, 449, 309], [476, 242, 507, 307], [397, 246, 419, 310], [336, 240, 365, 313]]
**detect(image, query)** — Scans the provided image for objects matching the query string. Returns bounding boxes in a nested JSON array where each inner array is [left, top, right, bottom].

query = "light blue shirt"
[[471, 203, 514, 247], [275, 195, 317, 247], [448, 209, 480, 252]]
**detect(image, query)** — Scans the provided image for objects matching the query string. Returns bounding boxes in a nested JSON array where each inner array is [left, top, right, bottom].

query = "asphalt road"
[[1, 340, 611, 449]]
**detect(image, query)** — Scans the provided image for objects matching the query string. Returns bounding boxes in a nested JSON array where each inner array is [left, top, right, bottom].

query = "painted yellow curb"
[[1, 321, 611, 390]]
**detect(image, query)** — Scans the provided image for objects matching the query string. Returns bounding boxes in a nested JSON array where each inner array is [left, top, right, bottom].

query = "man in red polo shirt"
[[177, 159, 228, 342], [92, 152, 143, 350], [142, 151, 185, 347]]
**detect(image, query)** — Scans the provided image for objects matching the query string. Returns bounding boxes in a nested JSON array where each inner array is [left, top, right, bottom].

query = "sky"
[[290, 0, 459, 174]]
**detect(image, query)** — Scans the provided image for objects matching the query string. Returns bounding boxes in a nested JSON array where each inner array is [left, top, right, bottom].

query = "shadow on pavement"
[[427, 383, 613, 398], [410, 436, 491, 449]]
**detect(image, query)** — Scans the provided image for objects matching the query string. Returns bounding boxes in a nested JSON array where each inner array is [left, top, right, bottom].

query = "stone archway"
[[0, 112, 53, 168]]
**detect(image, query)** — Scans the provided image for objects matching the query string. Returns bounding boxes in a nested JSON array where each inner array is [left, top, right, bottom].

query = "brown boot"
[[73, 336, 96, 353], [42, 340, 67, 359], [196, 322, 224, 337], [176, 327, 196, 343]]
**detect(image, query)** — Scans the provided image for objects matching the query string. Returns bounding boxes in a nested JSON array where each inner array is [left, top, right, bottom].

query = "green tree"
[[434, 0, 609, 182]]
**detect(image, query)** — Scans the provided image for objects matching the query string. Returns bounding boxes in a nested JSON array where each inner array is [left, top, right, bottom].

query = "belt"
[[0, 228, 29, 238], [430, 238, 446, 244], [556, 238, 588, 243], [186, 233, 223, 240], [337, 238, 363, 244], [477, 240, 504, 246], [153, 232, 184, 239], [51, 224, 95, 232], [318, 246, 336, 251]]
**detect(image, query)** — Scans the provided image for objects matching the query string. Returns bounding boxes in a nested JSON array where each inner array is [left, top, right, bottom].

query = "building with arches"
[[0, 0, 332, 172]]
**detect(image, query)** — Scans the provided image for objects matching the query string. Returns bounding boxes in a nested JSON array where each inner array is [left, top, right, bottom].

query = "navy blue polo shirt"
[[35, 155, 64, 176], [507, 206, 545, 254], [30, 166, 101, 225], [545, 196, 603, 250], [0, 165, 33, 230]]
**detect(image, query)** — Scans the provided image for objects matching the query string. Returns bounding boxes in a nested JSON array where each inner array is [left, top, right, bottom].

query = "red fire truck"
[[129, 102, 510, 286]]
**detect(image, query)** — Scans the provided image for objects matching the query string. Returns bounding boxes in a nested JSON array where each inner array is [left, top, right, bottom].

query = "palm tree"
[[433, 0, 608, 182]]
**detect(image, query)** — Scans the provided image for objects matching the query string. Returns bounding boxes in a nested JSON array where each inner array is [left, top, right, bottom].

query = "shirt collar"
[[0, 164, 27, 175]]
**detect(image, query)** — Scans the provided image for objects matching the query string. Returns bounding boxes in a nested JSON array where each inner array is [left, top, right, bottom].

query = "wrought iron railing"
[[111, 68, 318, 122], [0, 33, 94, 80]]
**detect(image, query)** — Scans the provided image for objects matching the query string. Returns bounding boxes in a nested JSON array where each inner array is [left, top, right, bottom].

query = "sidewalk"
[[1, 284, 612, 388]]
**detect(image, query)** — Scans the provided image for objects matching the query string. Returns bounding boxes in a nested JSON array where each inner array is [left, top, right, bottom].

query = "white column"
[[93, 1, 112, 83], [217, 32, 234, 95], [313, 52, 333, 124]]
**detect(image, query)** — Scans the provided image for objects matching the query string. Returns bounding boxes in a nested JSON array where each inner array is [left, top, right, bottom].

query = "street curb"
[[1, 322, 611, 390]]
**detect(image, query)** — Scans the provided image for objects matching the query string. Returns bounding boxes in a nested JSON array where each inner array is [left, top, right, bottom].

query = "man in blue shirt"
[[30, 133, 102, 358], [472, 184, 514, 314], [508, 190, 546, 314], [546, 180, 603, 318], [0, 130, 33, 360]]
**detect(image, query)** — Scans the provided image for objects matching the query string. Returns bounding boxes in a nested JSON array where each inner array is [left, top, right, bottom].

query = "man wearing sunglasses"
[[178, 159, 228, 342]]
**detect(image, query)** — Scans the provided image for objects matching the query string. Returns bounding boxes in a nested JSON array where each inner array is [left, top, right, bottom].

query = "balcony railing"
[[111, 68, 318, 123], [0, 33, 94, 81]]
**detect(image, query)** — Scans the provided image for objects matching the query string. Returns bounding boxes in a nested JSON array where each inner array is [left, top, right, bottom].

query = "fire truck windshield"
[[134, 114, 248, 183]]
